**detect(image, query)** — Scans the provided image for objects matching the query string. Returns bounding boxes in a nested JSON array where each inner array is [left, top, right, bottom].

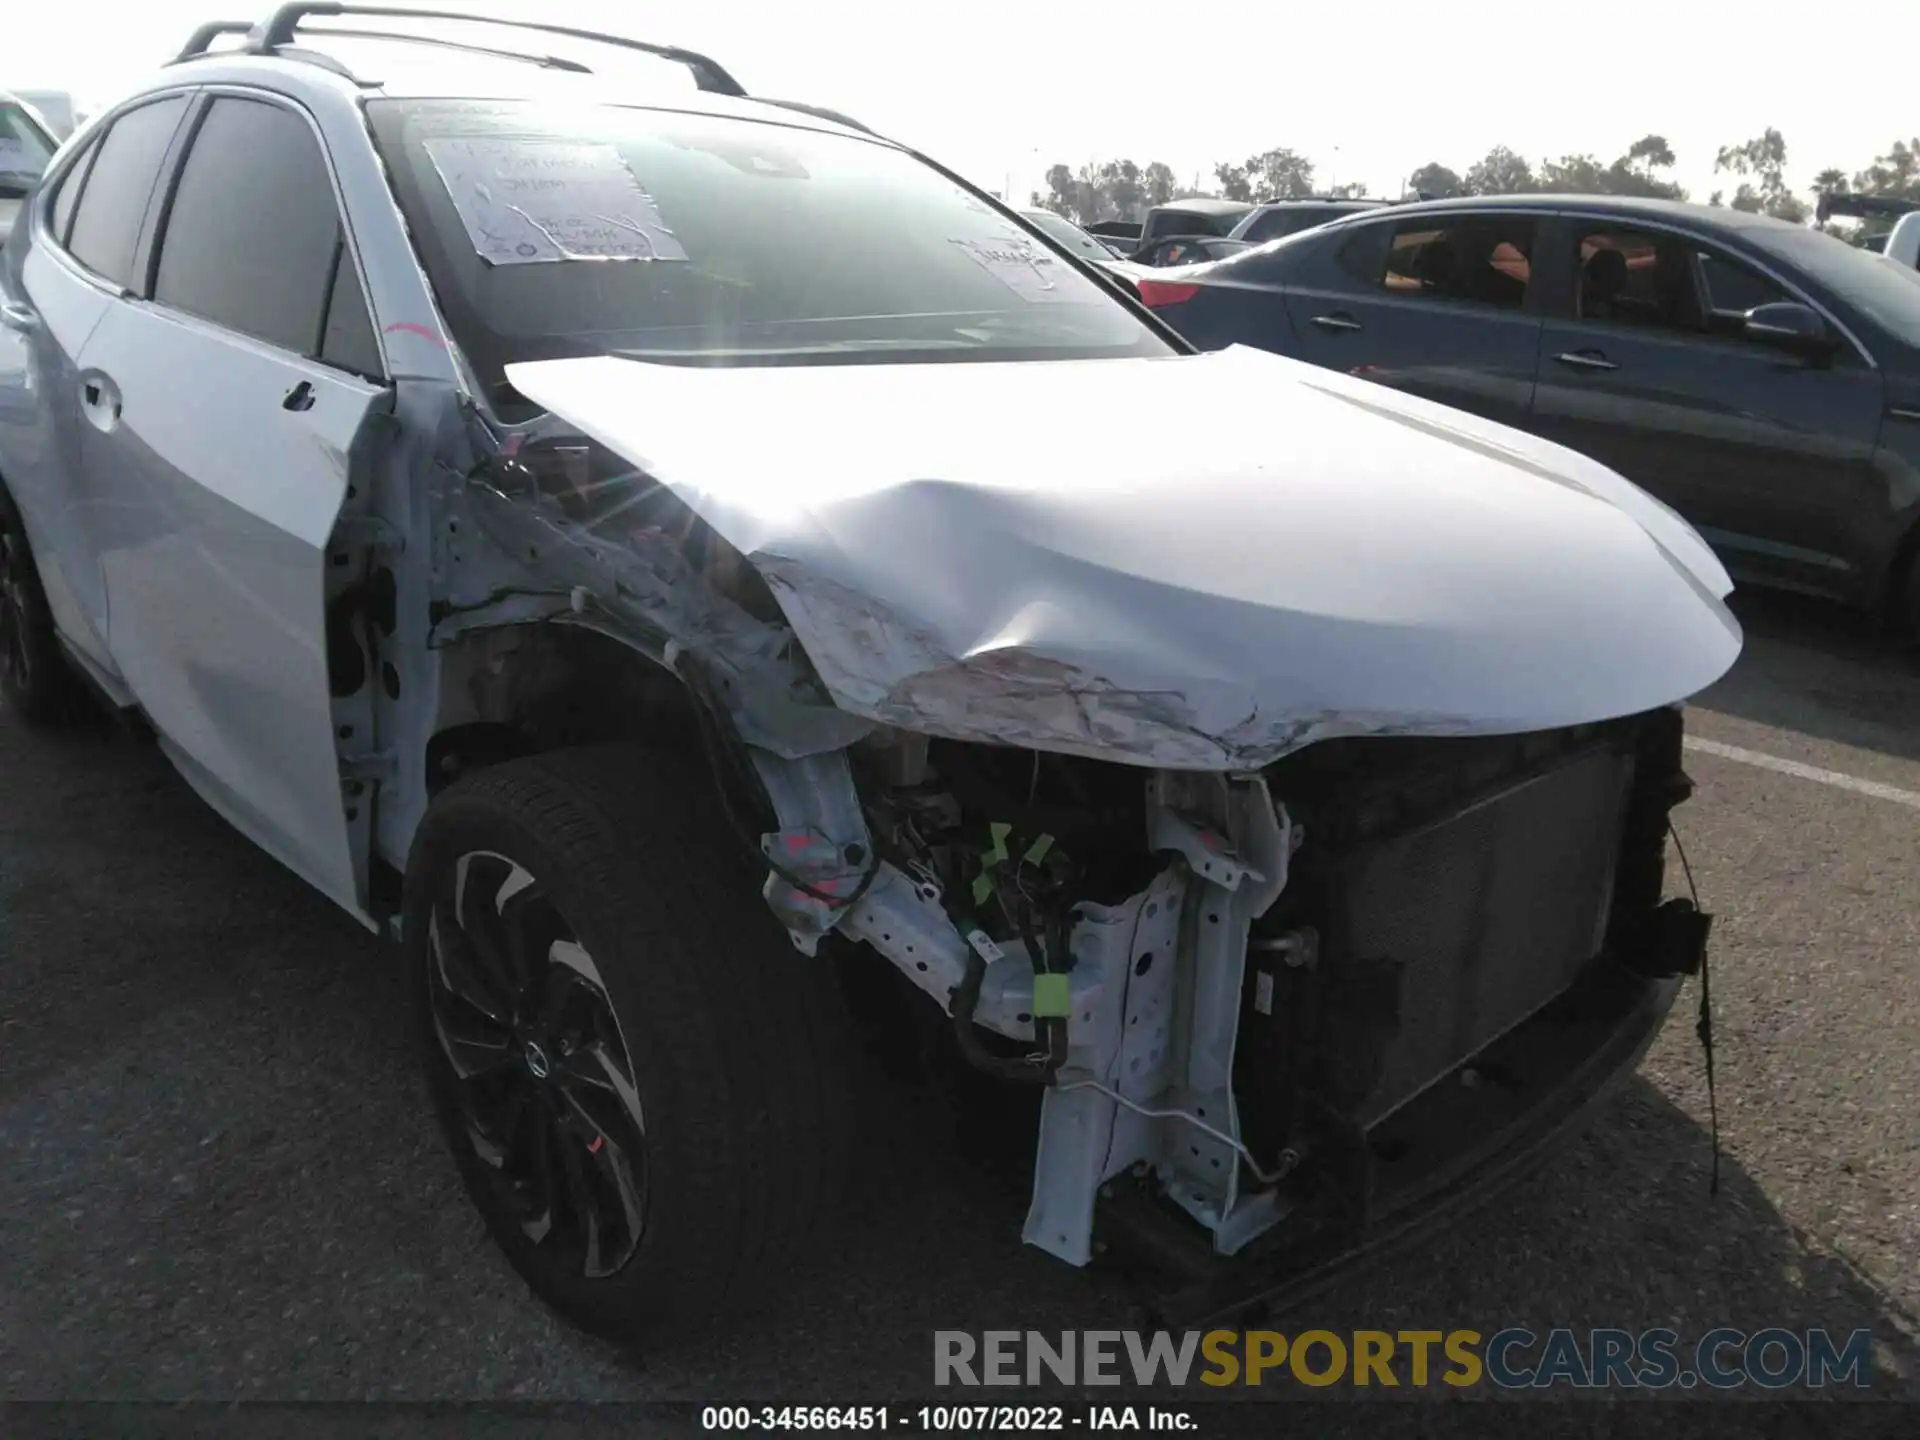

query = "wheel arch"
[[1876, 507, 1920, 637], [425, 621, 710, 796]]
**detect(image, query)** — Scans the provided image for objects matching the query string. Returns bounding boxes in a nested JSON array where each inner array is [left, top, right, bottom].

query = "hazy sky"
[[9, 0, 1913, 207]]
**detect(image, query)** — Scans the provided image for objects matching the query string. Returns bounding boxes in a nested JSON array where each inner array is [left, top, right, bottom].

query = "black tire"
[[1904, 552, 1920, 653], [403, 744, 854, 1336], [0, 481, 86, 726]]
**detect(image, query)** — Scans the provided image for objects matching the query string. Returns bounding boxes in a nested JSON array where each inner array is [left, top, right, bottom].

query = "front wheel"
[[1904, 552, 1920, 655], [404, 745, 854, 1336]]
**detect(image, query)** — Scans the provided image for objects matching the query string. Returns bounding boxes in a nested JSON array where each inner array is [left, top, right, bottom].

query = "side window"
[[320, 243, 381, 376], [1336, 222, 1390, 282], [1379, 217, 1536, 309], [1246, 207, 1342, 244], [65, 97, 188, 287], [1575, 228, 1788, 339], [1574, 229, 1673, 326], [154, 96, 380, 372], [1244, 211, 1300, 244], [1697, 251, 1788, 317], [47, 137, 99, 245]]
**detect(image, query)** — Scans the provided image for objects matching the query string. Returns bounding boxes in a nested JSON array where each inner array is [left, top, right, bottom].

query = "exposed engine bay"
[[419, 397, 1717, 1286]]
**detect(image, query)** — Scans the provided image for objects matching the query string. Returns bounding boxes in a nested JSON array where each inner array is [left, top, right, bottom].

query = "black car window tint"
[[47, 135, 99, 245], [65, 97, 188, 287], [1336, 223, 1388, 282], [154, 97, 349, 360], [1696, 250, 1789, 317], [319, 240, 383, 377], [1575, 229, 1677, 326], [1574, 229, 1768, 336], [1381, 218, 1535, 309], [1247, 210, 1305, 243]]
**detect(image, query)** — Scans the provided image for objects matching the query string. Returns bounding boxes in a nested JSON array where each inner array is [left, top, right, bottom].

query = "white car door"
[[74, 91, 389, 919], [1, 95, 193, 682]]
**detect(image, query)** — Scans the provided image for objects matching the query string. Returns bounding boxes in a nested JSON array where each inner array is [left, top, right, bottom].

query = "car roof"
[[1358, 192, 1808, 233], [1154, 198, 1254, 215], [1247, 198, 1382, 210]]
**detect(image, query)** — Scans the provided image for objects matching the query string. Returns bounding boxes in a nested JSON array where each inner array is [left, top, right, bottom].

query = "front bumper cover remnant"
[[1099, 959, 1683, 1330]]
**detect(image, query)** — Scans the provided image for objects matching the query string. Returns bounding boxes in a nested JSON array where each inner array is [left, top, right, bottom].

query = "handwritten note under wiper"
[[423, 137, 689, 266]]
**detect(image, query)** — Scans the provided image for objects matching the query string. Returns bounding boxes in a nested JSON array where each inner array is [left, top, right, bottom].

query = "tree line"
[[1032, 132, 1920, 237]]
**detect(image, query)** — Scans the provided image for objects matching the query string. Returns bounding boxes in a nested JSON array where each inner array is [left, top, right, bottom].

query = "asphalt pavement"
[[1, 588, 1916, 1409]]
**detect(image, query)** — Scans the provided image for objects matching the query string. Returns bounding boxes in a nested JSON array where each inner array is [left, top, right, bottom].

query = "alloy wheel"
[[426, 849, 649, 1278]]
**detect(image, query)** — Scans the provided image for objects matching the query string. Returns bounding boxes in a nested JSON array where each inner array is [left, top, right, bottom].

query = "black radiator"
[[1327, 744, 1636, 1126]]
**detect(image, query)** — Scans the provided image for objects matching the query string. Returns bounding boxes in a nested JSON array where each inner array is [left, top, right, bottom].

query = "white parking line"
[[1683, 736, 1920, 811]]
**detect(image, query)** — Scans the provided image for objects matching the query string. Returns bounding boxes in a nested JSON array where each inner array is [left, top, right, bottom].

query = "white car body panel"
[[505, 344, 1741, 769], [1883, 212, 1920, 270], [77, 301, 385, 921], [4, 243, 121, 675]]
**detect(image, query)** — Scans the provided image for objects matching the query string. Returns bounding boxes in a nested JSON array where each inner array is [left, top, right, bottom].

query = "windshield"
[[0, 102, 58, 197], [1021, 208, 1115, 262], [368, 100, 1169, 407], [1756, 224, 1920, 342]]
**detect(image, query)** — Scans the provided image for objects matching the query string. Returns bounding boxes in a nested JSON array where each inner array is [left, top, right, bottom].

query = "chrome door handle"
[[1553, 350, 1619, 371], [1311, 313, 1363, 331], [0, 301, 39, 333]]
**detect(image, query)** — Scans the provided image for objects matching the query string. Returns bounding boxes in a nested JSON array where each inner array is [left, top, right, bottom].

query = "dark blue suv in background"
[[1136, 195, 1920, 638]]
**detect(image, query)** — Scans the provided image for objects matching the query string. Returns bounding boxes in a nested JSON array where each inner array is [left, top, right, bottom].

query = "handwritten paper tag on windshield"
[[423, 137, 688, 265], [0, 138, 31, 173], [951, 237, 1075, 302]]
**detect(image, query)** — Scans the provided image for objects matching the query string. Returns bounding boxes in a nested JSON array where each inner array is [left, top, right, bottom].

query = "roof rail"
[[756, 98, 873, 135], [173, 3, 746, 95], [174, 20, 256, 61], [302, 26, 590, 72]]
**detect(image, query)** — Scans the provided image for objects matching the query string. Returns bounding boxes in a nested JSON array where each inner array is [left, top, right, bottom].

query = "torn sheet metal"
[[503, 345, 1743, 770], [423, 137, 687, 265], [444, 420, 872, 759]]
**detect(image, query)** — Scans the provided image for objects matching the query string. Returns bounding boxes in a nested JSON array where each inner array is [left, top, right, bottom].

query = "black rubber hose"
[[948, 949, 1062, 1085]]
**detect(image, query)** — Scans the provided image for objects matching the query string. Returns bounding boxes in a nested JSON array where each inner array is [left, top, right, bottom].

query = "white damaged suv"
[[0, 6, 1741, 1334]]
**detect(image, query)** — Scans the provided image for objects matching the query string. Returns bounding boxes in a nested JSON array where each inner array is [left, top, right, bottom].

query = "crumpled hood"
[[504, 344, 1741, 769]]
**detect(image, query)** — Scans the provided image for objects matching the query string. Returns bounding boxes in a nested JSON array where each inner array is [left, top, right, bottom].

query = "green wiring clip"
[[973, 821, 1057, 907], [1031, 971, 1072, 1018], [971, 825, 1068, 1017]]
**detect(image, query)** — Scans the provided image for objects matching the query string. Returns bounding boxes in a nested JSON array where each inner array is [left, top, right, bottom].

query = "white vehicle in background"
[[0, 92, 60, 244], [1815, 190, 1920, 271], [11, 90, 82, 140], [1884, 211, 1920, 271], [0, 3, 1738, 1337]]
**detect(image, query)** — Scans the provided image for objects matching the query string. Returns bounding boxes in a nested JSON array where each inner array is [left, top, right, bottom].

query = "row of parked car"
[[1033, 188, 1920, 639], [1023, 195, 1395, 270]]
